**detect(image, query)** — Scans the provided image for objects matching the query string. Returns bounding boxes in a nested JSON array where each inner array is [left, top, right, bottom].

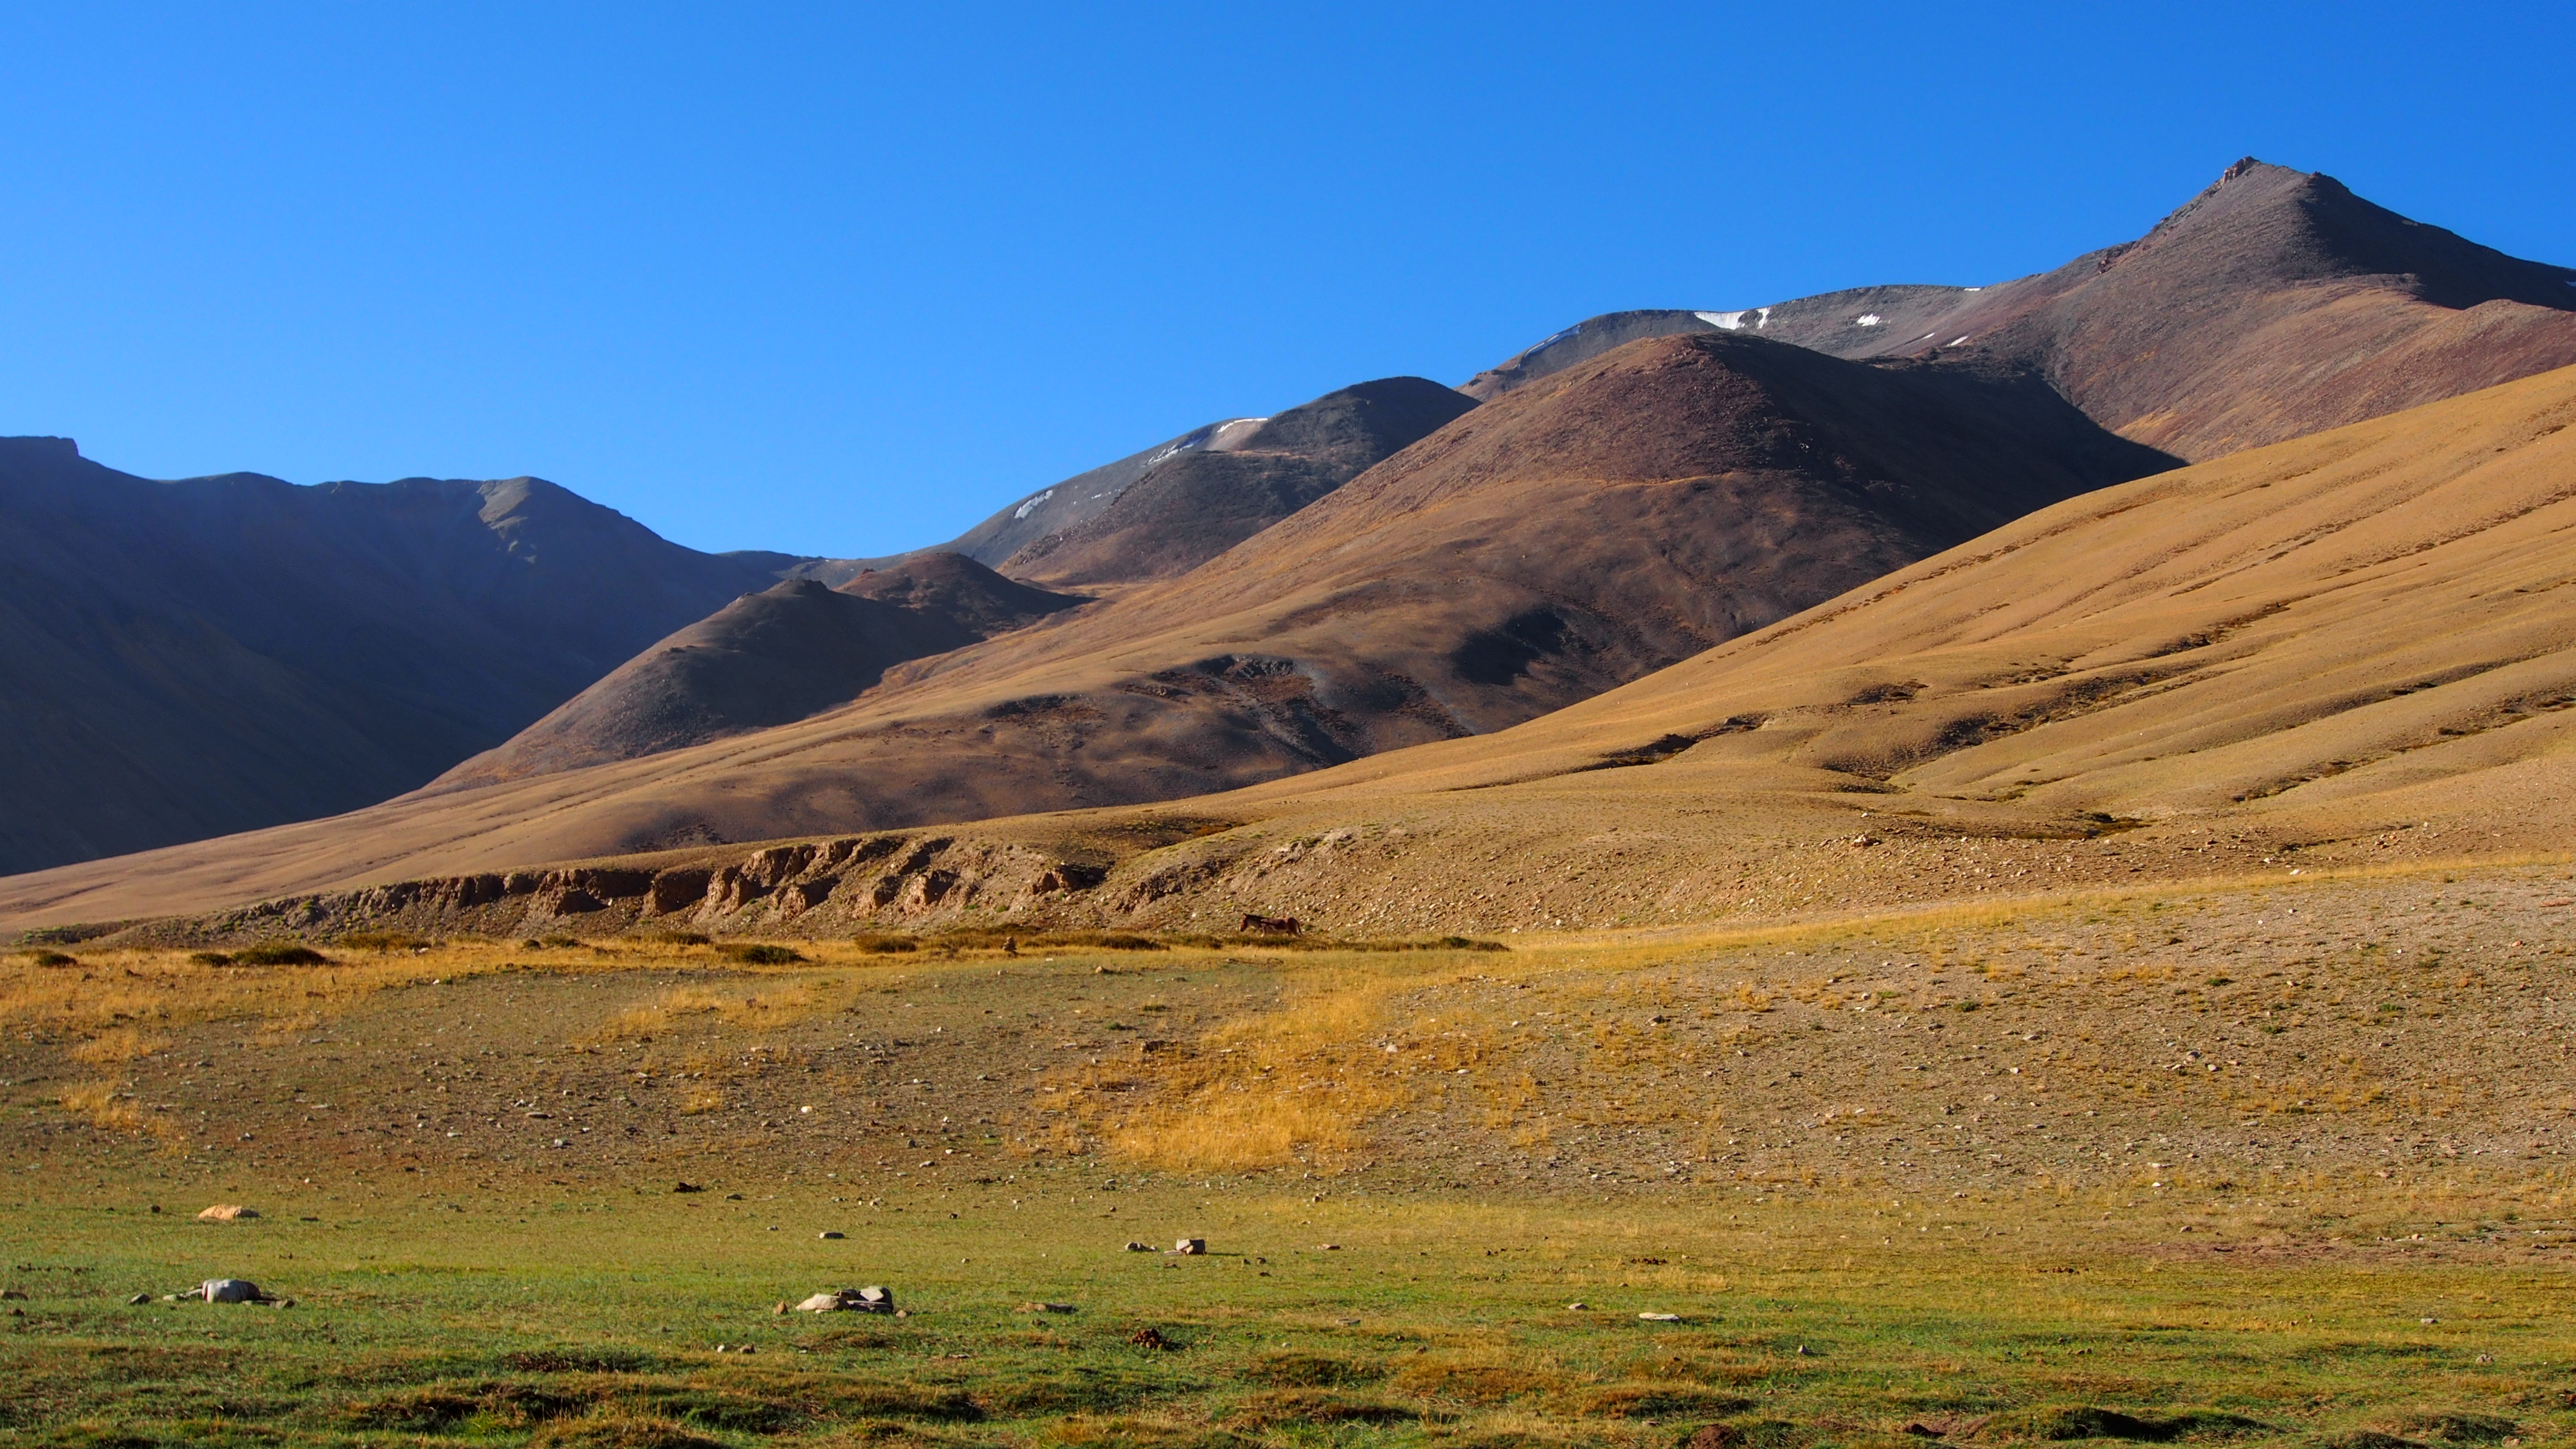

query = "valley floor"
[[4, 857, 2572, 1446]]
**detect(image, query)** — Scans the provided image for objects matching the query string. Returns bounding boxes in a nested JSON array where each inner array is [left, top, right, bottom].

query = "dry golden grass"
[[55, 1078, 182, 1145], [1049, 957, 1447, 1169], [67, 1026, 167, 1065]]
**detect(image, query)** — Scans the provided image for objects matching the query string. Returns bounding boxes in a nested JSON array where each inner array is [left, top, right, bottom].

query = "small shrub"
[[22, 949, 78, 967], [851, 934, 918, 953], [718, 943, 804, 965], [642, 931, 710, 947], [525, 936, 585, 950], [188, 951, 234, 967], [231, 943, 329, 966]]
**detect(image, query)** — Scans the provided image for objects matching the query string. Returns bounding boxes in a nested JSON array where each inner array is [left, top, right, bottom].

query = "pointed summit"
[[1470, 159, 2576, 460]]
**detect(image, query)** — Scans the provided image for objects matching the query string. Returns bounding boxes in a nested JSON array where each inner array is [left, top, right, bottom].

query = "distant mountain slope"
[[999, 377, 1476, 586], [434, 553, 1085, 787], [0, 438, 825, 873], [5, 330, 2179, 906], [941, 416, 1269, 573], [1466, 159, 2576, 460]]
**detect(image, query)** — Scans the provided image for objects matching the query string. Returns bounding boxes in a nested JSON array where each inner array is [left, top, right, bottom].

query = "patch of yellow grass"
[[69, 1027, 168, 1065], [59, 1080, 142, 1131], [1045, 955, 1434, 1170], [680, 1089, 727, 1115], [590, 979, 840, 1043]]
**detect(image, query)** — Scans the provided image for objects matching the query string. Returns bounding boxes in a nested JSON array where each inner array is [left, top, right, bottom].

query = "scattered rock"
[[772, 1302, 790, 1315], [1318, 1243, 1342, 1251], [1124, 1241, 1153, 1252], [1017, 1302, 1077, 1314], [794, 1286, 894, 1314], [0, 1289, 25, 1301], [818, 1231, 845, 1240], [1173, 1238, 1207, 1256], [1128, 1326, 1175, 1349], [1566, 1301, 1589, 1311], [125, 1294, 150, 1306], [1637, 1311, 1682, 1322], [196, 1204, 259, 1222], [198, 1279, 272, 1304], [673, 1182, 704, 1194]]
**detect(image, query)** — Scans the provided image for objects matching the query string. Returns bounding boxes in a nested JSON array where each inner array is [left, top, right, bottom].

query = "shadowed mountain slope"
[[435, 553, 1085, 787], [0, 438, 822, 873], [1000, 377, 1476, 586], [1466, 160, 2576, 461], [0, 330, 2179, 916]]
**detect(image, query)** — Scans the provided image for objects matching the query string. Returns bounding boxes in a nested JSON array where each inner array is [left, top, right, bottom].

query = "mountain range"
[[3, 157, 2571, 926]]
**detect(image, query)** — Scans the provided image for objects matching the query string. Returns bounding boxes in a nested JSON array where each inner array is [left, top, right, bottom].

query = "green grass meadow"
[[3, 1178, 2565, 1447]]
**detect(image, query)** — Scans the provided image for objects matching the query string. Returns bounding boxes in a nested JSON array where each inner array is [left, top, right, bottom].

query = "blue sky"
[[2, 2, 2569, 558]]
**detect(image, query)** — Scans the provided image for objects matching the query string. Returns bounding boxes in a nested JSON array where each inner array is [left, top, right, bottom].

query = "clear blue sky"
[[3, 3, 2569, 558]]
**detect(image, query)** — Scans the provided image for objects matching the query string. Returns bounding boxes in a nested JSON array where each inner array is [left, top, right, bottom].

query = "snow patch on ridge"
[[1855, 314, 1883, 327], [1696, 310, 1746, 330], [1012, 489, 1055, 520]]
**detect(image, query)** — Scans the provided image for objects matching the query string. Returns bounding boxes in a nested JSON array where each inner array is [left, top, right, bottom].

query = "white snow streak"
[[1012, 488, 1056, 520], [1855, 314, 1883, 327], [1695, 310, 1748, 330]]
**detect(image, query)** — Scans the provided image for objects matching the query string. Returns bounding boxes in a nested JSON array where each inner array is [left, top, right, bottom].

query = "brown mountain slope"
[[433, 553, 1086, 788], [1001, 376, 1476, 586], [1466, 160, 2576, 461], [0, 331, 2177, 924], [938, 416, 1268, 575], [23, 358, 2565, 943], [0, 439, 827, 875]]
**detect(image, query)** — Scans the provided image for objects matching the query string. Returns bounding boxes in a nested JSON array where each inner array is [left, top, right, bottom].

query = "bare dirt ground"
[[13, 859, 2571, 1217]]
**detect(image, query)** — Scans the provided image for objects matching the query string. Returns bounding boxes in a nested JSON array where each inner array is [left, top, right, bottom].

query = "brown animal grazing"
[[1240, 913, 1301, 935]]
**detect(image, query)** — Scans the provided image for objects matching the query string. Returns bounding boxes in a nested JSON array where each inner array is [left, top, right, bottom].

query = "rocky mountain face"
[[999, 377, 1478, 587], [1466, 160, 2576, 460], [939, 416, 1270, 574], [0, 439, 825, 873]]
